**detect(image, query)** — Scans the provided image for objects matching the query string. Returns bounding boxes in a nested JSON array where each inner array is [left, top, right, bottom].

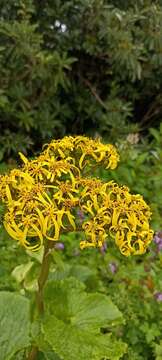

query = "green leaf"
[[44, 278, 123, 331], [26, 247, 44, 263], [11, 350, 26, 360], [43, 350, 61, 360], [49, 263, 71, 282], [0, 291, 30, 360], [12, 261, 38, 291], [154, 340, 162, 360], [135, 153, 148, 166], [12, 262, 34, 283], [69, 264, 97, 283], [42, 278, 126, 360], [51, 249, 66, 269], [31, 321, 61, 360], [43, 315, 126, 360], [150, 128, 160, 142]]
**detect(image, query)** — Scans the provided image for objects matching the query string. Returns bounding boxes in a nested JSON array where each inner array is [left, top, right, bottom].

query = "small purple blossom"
[[54, 242, 65, 250], [100, 242, 107, 254], [109, 262, 118, 274], [155, 292, 162, 302], [77, 210, 85, 223], [153, 231, 162, 251]]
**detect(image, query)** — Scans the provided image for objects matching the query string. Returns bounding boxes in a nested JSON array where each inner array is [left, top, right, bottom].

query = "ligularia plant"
[[0, 135, 153, 255], [0, 136, 153, 360]]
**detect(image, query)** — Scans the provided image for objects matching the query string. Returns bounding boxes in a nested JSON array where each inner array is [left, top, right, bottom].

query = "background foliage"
[[1, 0, 162, 359], [1, 0, 162, 158]]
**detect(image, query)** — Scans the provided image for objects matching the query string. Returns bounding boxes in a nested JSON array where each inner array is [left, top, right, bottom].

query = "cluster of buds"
[[0, 136, 153, 256]]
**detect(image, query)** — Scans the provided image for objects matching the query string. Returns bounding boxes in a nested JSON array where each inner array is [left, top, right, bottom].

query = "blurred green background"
[[1, 1, 162, 359]]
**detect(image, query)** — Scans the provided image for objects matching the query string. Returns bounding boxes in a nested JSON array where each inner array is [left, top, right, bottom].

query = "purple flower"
[[155, 292, 162, 302], [158, 243, 162, 251], [54, 242, 64, 250], [154, 231, 162, 244], [100, 242, 107, 254], [153, 231, 162, 252], [109, 262, 118, 274]]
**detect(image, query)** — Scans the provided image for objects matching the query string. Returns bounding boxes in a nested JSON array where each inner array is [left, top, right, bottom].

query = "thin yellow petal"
[[19, 152, 28, 164]]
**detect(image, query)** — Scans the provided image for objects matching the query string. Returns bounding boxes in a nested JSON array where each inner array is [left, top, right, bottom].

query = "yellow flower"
[[0, 135, 153, 255], [4, 212, 43, 250]]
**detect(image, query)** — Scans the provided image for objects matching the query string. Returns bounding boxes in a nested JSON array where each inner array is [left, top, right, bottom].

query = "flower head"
[[0, 135, 153, 255]]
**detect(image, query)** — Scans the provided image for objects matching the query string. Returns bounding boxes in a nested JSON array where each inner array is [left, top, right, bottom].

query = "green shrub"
[[0, 0, 162, 158]]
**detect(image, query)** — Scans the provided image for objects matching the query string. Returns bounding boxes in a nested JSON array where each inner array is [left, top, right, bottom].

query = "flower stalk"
[[28, 240, 52, 359], [36, 241, 52, 314]]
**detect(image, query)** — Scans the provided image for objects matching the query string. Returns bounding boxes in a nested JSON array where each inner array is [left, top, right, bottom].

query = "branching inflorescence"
[[0, 136, 153, 256]]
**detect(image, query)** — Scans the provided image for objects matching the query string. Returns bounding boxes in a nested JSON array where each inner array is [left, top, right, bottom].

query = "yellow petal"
[[66, 211, 76, 230], [112, 208, 120, 227], [79, 153, 86, 169], [4, 221, 21, 240], [5, 185, 12, 202], [18, 152, 28, 164]]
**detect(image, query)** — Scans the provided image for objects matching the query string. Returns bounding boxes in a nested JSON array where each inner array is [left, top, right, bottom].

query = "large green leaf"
[[43, 315, 126, 360], [44, 278, 123, 332], [42, 278, 126, 360], [31, 320, 61, 360], [0, 291, 30, 360]]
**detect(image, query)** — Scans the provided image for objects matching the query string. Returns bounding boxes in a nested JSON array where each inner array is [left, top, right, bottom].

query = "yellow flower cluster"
[[0, 136, 153, 255]]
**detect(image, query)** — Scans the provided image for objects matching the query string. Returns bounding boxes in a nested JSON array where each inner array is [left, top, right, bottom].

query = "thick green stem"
[[28, 241, 52, 360], [36, 241, 52, 314]]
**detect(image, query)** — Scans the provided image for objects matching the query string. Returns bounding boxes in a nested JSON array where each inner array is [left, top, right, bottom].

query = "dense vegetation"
[[0, 1, 162, 359], [0, 0, 162, 158]]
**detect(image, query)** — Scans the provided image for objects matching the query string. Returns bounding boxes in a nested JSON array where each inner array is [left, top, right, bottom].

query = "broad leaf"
[[0, 291, 30, 360], [44, 277, 123, 332], [43, 315, 126, 360], [42, 278, 126, 360], [31, 321, 61, 360]]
